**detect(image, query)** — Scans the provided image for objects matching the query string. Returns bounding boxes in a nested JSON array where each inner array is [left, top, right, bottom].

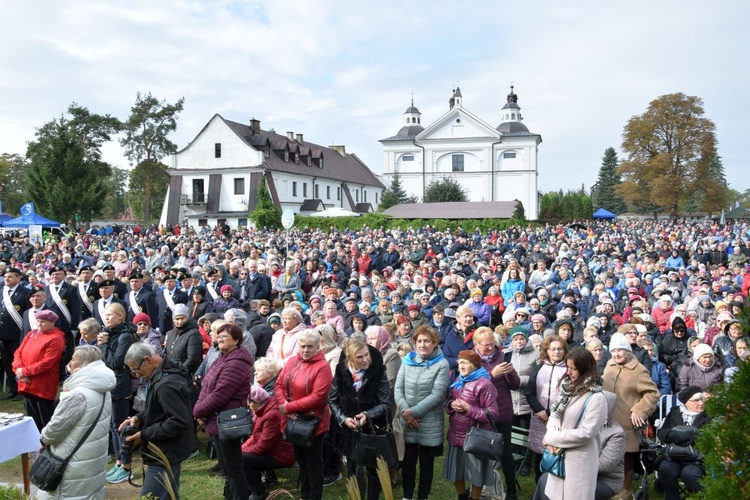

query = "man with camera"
[[120, 343, 196, 500]]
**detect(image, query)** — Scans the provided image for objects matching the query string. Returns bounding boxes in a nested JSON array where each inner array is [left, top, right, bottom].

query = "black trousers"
[[215, 437, 248, 500], [242, 453, 285, 497], [0, 339, 19, 395], [24, 393, 55, 431], [346, 455, 382, 500], [402, 442, 441, 500], [323, 425, 342, 476], [658, 459, 703, 500], [295, 434, 325, 500], [495, 421, 517, 496]]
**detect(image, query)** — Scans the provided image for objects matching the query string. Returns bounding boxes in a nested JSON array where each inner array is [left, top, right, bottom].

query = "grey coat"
[[506, 344, 540, 416], [394, 345, 450, 447]]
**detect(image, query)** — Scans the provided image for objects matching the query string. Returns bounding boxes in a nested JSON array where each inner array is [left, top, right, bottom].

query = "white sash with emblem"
[[78, 282, 94, 314], [2, 287, 23, 330], [206, 283, 219, 301], [162, 289, 176, 312], [129, 291, 141, 314], [49, 284, 72, 324]]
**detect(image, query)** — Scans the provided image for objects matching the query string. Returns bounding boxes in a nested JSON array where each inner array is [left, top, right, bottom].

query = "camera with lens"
[[119, 424, 139, 460]]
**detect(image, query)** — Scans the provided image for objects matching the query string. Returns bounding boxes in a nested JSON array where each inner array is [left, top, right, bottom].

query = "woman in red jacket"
[[274, 330, 334, 500], [242, 385, 295, 500], [12, 309, 66, 430]]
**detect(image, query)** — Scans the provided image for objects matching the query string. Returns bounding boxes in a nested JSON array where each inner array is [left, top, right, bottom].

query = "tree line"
[[0, 92, 184, 226]]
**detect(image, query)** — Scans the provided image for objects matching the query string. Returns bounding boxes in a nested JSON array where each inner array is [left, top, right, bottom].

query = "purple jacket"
[[481, 348, 521, 423], [446, 376, 500, 446], [469, 301, 491, 326], [193, 346, 254, 435]]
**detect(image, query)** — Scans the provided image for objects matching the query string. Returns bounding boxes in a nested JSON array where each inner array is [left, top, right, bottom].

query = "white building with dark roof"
[[159, 115, 385, 229], [379, 87, 541, 219]]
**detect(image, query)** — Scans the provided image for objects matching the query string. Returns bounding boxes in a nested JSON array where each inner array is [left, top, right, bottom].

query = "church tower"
[[448, 86, 463, 110], [497, 86, 530, 134]]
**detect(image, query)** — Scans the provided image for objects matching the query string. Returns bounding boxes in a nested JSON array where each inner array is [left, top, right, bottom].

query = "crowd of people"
[[0, 216, 747, 499]]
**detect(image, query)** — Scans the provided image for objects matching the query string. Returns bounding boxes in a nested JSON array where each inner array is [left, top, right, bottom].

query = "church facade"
[[379, 87, 541, 220]]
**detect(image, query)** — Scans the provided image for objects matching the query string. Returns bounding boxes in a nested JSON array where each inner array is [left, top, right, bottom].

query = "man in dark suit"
[[22, 286, 50, 341], [247, 260, 269, 300], [44, 266, 81, 375], [0, 268, 31, 399], [101, 263, 129, 300], [126, 269, 159, 327], [155, 272, 189, 334], [93, 280, 129, 325], [203, 268, 221, 304], [75, 265, 99, 321], [233, 267, 256, 310]]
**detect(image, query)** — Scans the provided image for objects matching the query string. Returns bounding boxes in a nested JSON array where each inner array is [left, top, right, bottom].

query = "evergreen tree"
[[379, 173, 411, 210], [512, 200, 526, 221], [423, 177, 469, 203], [26, 119, 109, 223], [390, 173, 408, 203], [249, 177, 281, 229], [0, 153, 29, 215], [692, 154, 728, 213], [593, 147, 627, 214]]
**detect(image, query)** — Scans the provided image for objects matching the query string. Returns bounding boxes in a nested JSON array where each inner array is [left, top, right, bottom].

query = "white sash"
[[129, 291, 141, 314], [78, 282, 94, 314], [49, 284, 72, 324], [28, 308, 39, 331], [163, 289, 176, 312], [2, 287, 23, 330], [97, 300, 109, 320], [206, 283, 219, 301]]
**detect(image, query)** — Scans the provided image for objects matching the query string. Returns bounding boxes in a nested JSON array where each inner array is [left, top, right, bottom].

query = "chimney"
[[296, 133, 304, 143], [249, 118, 260, 134], [331, 145, 346, 157], [287, 131, 294, 141]]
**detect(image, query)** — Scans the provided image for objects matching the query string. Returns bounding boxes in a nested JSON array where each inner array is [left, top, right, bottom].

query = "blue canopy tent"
[[0, 213, 12, 225], [592, 208, 616, 220], [1, 202, 61, 228]]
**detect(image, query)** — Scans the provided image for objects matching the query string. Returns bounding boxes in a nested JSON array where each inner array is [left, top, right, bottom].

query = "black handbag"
[[463, 409, 504, 462], [217, 407, 253, 441], [282, 414, 320, 447], [30, 394, 106, 491], [354, 421, 399, 470]]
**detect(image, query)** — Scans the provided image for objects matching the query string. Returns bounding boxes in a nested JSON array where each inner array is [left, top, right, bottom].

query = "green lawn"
[[1, 396, 667, 499]]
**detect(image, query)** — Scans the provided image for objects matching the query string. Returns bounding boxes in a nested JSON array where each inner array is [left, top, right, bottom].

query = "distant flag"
[[20, 202, 35, 221]]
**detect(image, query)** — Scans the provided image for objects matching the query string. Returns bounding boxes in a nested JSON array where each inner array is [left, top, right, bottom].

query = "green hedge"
[[293, 214, 531, 233]]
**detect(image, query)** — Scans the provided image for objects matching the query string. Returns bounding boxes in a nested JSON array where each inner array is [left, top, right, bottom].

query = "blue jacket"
[[650, 359, 671, 396]]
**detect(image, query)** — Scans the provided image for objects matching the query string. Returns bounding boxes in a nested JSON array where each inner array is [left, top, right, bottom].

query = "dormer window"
[[294, 153, 299, 164], [319, 158, 324, 169], [264, 145, 270, 159], [307, 156, 312, 167], [285, 151, 289, 162]]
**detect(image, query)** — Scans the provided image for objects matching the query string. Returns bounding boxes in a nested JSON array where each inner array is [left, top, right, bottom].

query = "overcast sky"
[[2, 0, 748, 199]]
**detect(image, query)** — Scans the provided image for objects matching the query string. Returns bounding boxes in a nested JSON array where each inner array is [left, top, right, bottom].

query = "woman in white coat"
[[38, 345, 116, 500], [540, 348, 607, 500]]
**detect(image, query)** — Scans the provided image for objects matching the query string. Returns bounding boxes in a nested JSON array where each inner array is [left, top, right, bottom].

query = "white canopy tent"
[[310, 207, 361, 218]]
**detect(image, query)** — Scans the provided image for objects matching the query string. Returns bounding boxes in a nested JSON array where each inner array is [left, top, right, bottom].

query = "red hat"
[[407, 304, 420, 313], [220, 285, 234, 294], [133, 313, 151, 327]]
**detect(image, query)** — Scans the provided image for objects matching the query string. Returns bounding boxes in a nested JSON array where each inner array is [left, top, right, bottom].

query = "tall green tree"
[[379, 173, 411, 210], [120, 92, 185, 223], [617, 93, 718, 218], [592, 147, 627, 214], [423, 177, 469, 203], [250, 177, 281, 229], [26, 118, 109, 224], [0, 153, 29, 214], [101, 167, 129, 219]]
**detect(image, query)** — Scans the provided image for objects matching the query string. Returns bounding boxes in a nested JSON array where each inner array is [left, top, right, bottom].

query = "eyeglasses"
[[128, 359, 146, 375], [625, 331, 638, 335], [217, 334, 233, 340], [476, 342, 495, 348], [688, 395, 705, 403]]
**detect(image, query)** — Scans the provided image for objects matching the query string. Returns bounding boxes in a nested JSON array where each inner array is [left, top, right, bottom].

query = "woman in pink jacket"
[[443, 349, 500, 500]]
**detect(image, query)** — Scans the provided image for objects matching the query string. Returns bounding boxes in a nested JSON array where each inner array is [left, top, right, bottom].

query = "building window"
[[307, 156, 312, 166], [284, 151, 289, 162], [294, 153, 299, 164], [238, 218, 247, 227], [293, 182, 297, 197], [452, 154, 465, 172], [355, 190, 359, 202], [214, 143, 221, 158], [327, 186, 331, 199], [303, 183, 308, 197], [402, 154, 414, 162], [265, 146, 270, 158], [337, 187, 341, 200], [503, 151, 517, 159], [192, 179, 205, 204], [198, 218, 207, 227], [314, 184, 319, 198], [363, 190, 367, 203], [234, 178, 245, 195], [320, 158, 324, 169], [375, 192, 378, 204]]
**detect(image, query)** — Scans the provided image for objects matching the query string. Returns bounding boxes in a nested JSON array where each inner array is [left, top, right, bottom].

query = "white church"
[[379, 87, 542, 220]]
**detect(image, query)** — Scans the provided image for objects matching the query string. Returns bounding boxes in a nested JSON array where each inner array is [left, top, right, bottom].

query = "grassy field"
[[1, 395, 665, 499]]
